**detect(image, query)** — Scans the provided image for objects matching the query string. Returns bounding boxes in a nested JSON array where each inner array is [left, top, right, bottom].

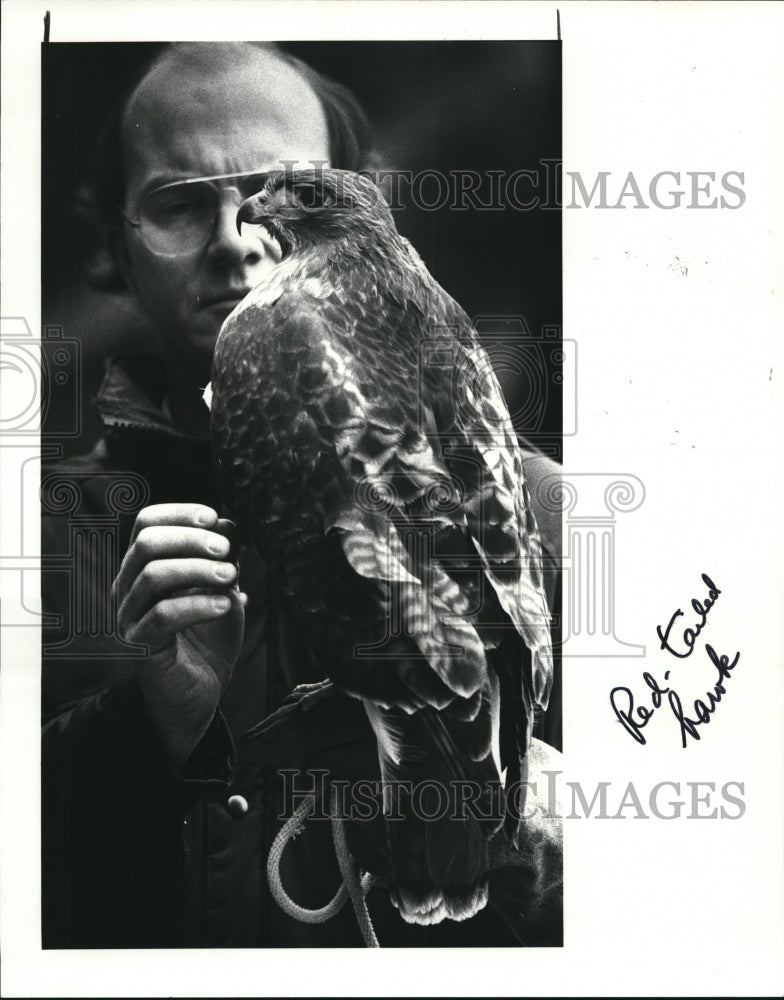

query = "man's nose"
[[205, 195, 266, 267]]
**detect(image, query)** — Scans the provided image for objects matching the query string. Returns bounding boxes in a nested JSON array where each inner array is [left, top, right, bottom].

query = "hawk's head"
[[236, 168, 394, 257]]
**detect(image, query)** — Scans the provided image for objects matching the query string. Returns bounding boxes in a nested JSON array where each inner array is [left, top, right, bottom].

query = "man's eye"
[[158, 200, 194, 217], [146, 189, 210, 221]]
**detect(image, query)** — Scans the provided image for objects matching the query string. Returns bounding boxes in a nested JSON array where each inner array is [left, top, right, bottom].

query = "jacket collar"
[[95, 355, 209, 442]]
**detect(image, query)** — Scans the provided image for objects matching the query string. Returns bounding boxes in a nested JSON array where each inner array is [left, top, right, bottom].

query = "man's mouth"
[[201, 290, 252, 310]]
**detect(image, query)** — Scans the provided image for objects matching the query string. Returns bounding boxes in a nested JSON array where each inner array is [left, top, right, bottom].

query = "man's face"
[[118, 46, 331, 383]]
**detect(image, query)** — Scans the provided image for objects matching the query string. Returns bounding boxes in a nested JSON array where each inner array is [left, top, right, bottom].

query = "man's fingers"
[[214, 517, 237, 543], [124, 592, 234, 651], [117, 557, 237, 634], [214, 518, 240, 563], [128, 504, 220, 546], [114, 524, 232, 603]]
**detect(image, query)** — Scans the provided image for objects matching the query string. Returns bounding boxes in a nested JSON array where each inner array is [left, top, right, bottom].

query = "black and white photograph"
[[38, 37, 563, 951], [1, 1, 783, 997]]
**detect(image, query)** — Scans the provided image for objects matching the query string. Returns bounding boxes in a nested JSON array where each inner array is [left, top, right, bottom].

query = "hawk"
[[207, 168, 553, 927]]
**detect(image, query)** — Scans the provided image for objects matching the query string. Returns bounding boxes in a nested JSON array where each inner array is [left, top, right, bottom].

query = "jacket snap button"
[[227, 794, 249, 818]]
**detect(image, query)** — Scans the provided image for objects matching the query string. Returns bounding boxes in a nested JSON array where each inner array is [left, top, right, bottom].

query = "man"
[[42, 41, 562, 948]]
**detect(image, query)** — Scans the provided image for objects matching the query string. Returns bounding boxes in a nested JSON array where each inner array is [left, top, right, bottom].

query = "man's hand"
[[113, 503, 246, 767]]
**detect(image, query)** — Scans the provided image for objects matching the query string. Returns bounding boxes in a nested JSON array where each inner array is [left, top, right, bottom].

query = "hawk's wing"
[[209, 246, 554, 917], [211, 268, 492, 716]]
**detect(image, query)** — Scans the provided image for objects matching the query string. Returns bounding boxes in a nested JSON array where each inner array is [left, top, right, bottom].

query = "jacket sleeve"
[[39, 465, 241, 947], [42, 674, 234, 948]]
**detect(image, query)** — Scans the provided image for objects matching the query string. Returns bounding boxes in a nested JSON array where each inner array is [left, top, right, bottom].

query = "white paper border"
[[2, 1, 783, 996]]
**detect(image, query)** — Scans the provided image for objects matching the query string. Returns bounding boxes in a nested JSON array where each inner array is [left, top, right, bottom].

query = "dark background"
[[41, 41, 561, 457]]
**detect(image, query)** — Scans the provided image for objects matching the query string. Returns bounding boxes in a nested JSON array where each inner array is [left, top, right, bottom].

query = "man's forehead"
[[122, 45, 330, 190]]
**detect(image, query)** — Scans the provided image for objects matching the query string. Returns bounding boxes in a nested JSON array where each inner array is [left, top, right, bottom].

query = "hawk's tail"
[[364, 684, 503, 925]]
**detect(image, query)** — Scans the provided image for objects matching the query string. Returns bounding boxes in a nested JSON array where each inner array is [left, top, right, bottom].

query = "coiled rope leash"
[[329, 786, 379, 947], [266, 785, 379, 947]]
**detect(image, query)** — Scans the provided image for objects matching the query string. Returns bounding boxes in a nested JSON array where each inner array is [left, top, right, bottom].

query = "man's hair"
[[80, 42, 377, 291]]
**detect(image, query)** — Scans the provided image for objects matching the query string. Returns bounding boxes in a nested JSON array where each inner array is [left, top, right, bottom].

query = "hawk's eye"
[[292, 183, 335, 210]]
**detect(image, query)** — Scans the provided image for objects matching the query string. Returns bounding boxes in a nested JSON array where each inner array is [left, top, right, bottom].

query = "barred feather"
[[210, 168, 553, 924]]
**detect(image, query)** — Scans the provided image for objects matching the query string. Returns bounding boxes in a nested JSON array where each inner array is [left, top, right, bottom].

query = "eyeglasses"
[[120, 170, 272, 257]]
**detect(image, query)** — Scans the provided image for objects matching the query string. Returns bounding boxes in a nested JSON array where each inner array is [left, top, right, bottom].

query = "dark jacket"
[[41, 355, 562, 949]]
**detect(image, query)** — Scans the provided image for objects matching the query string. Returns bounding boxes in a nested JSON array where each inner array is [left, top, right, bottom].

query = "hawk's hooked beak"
[[236, 193, 269, 234], [237, 190, 291, 260]]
